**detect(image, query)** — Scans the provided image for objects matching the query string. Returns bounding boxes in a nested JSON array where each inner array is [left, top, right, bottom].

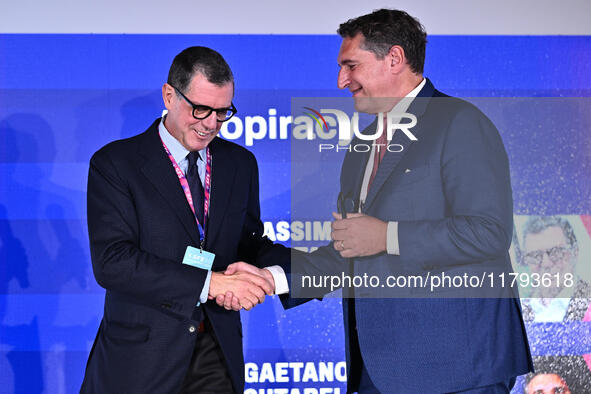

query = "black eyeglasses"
[[171, 85, 237, 122], [522, 245, 571, 266]]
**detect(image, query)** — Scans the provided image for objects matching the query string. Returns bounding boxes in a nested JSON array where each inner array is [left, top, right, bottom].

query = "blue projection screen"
[[1, 34, 591, 393]]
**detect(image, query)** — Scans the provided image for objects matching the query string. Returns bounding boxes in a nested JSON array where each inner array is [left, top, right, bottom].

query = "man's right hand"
[[208, 269, 274, 311]]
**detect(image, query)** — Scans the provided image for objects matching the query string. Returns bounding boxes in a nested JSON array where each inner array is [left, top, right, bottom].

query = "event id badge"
[[182, 246, 215, 271]]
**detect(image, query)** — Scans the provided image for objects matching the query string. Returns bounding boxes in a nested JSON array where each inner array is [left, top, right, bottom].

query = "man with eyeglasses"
[[519, 216, 591, 322], [81, 46, 290, 393]]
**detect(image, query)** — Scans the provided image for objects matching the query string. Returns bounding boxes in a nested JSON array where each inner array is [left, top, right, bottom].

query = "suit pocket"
[[395, 164, 430, 187], [105, 320, 150, 343]]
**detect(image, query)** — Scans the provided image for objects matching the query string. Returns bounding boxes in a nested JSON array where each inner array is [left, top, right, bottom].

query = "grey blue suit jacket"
[[286, 79, 533, 393]]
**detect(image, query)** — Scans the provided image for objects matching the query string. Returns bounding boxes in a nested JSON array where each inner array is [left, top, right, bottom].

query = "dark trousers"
[[347, 299, 379, 394], [179, 318, 234, 393]]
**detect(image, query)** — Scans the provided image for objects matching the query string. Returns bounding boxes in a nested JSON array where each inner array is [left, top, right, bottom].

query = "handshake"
[[207, 262, 275, 311]]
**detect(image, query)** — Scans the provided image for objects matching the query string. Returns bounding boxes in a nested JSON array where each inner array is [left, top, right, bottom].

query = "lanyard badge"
[[160, 137, 212, 251]]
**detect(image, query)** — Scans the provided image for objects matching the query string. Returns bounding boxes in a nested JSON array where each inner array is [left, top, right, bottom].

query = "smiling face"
[[162, 72, 234, 151], [337, 34, 397, 114]]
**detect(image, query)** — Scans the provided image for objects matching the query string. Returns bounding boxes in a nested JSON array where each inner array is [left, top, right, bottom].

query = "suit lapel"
[[138, 120, 201, 246], [204, 138, 236, 249], [363, 79, 435, 210]]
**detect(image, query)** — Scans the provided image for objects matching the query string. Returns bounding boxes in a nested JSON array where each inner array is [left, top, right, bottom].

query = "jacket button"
[[189, 325, 196, 333]]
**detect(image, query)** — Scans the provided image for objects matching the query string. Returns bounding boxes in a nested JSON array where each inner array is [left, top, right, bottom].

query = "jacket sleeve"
[[235, 152, 353, 304], [236, 152, 291, 274]]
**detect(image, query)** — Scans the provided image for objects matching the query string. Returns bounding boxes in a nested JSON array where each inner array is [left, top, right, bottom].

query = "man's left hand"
[[331, 212, 387, 258]]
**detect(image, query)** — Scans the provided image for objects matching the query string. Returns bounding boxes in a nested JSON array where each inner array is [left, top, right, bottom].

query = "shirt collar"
[[389, 77, 426, 114], [158, 117, 205, 163], [407, 77, 426, 99]]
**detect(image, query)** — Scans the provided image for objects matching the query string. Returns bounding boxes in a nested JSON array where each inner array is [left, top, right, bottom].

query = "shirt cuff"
[[198, 270, 213, 305], [265, 265, 289, 295], [386, 221, 400, 255]]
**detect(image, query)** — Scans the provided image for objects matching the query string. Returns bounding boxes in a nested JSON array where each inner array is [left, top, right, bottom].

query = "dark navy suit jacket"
[[81, 119, 289, 393], [286, 80, 533, 393]]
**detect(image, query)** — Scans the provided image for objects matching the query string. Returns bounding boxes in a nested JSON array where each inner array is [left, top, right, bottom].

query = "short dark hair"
[[522, 216, 578, 251], [524, 356, 591, 394], [167, 46, 234, 93], [337, 9, 427, 74]]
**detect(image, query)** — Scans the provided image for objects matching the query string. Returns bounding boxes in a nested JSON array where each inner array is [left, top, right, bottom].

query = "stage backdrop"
[[1, 2, 591, 393]]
